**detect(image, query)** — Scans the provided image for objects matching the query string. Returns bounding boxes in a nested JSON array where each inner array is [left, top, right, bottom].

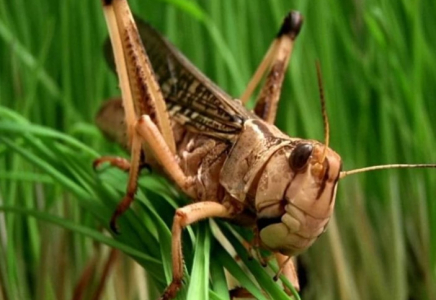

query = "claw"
[[259, 255, 268, 267], [160, 279, 182, 300], [93, 158, 105, 170], [109, 214, 120, 234], [109, 191, 136, 234]]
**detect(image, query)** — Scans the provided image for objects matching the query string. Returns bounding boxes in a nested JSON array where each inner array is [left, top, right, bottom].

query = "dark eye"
[[289, 143, 313, 171]]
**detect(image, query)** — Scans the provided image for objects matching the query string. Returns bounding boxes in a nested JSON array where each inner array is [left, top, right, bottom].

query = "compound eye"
[[289, 143, 313, 171]]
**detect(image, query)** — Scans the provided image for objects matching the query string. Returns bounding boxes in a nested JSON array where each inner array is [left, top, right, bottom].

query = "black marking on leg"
[[277, 11, 304, 40]]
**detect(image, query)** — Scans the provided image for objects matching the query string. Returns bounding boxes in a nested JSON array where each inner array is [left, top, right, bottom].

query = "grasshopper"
[[95, 0, 436, 299]]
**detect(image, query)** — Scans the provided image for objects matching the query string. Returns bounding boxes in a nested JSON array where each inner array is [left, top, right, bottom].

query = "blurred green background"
[[1, 0, 435, 300]]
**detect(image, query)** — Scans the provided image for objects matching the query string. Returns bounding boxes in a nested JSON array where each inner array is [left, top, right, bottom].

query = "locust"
[[95, 0, 436, 299]]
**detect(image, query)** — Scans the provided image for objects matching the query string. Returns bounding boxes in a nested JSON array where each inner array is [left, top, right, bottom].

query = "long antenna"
[[316, 61, 330, 163], [340, 164, 436, 179]]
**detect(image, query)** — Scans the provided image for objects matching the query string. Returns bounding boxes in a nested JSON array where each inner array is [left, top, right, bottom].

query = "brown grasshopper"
[[95, 0, 436, 299]]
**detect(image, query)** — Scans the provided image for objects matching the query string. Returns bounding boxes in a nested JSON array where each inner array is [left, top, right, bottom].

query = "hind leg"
[[241, 12, 303, 124]]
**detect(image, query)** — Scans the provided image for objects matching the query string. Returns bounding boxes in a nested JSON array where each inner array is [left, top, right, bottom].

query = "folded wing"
[[104, 18, 253, 140]]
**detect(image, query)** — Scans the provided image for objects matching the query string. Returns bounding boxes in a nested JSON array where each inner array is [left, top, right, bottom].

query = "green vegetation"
[[1, 0, 435, 299]]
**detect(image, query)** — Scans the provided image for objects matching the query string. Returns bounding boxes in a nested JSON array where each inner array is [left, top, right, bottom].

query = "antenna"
[[340, 164, 436, 179], [316, 61, 330, 163]]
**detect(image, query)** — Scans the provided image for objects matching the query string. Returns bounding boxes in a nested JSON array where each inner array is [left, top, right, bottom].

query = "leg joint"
[[174, 209, 188, 227]]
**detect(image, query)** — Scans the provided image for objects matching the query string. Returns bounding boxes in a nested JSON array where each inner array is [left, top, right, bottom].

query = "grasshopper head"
[[255, 140, 342, 256]]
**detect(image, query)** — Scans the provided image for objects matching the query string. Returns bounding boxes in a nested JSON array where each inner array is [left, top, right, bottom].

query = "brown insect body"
[[99, 96, 342, 257], [97, 1, 330, 294], [96, 1, 436, 298]]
